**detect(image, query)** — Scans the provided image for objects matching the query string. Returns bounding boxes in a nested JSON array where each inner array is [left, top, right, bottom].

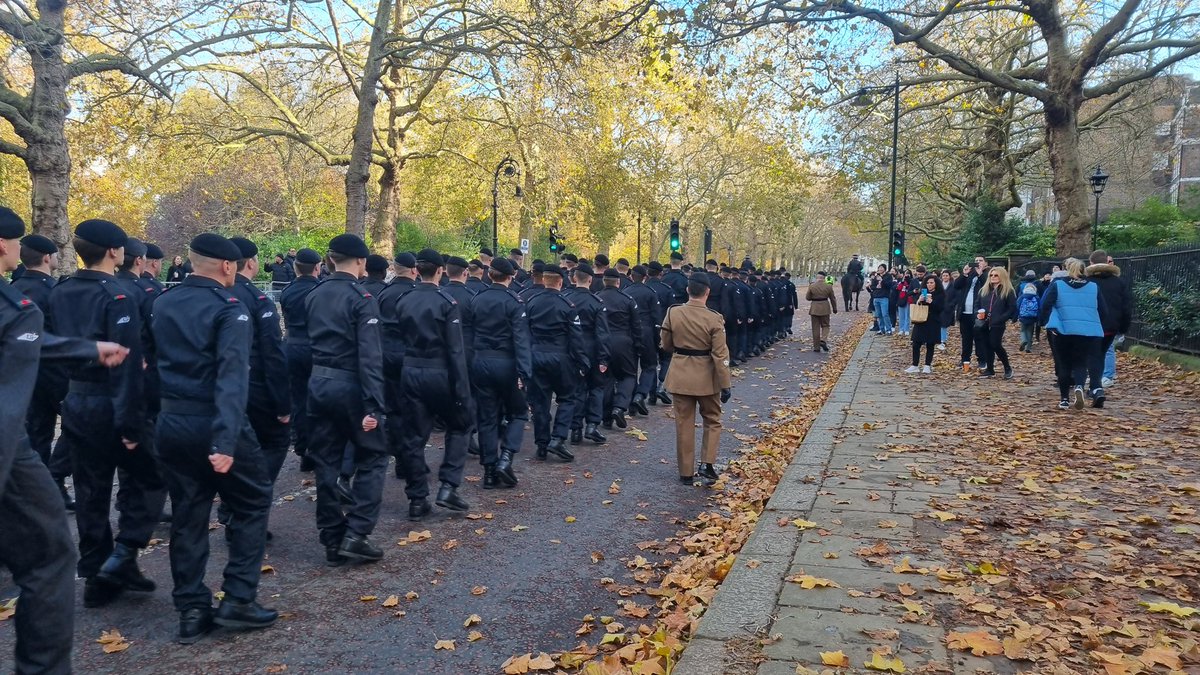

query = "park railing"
[[1010, 242, 1200, 356]]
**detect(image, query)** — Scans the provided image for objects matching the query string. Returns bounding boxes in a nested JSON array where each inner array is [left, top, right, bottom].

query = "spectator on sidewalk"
[[975, 266, 1016, 379], [1016, 270, 1041, 352], [1085, 250, 1132, 389], [906, 274, 945, 374], [1040, 259, 1109, 410], [895, 270, 913, 336], [951, 256, 989, 372], [805, 271, 837, 352], [167, 255, 189, 283], [868, 265, 894, 335], [938, 270, 954, 349]]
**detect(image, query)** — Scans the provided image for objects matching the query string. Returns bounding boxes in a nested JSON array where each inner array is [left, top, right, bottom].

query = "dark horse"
[[840, 271, 864, 311]]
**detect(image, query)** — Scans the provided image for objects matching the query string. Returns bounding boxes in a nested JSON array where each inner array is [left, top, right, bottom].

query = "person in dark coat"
[[1085, 250, 1132, 390], [906, 275, 945, 373], [167, 255, 189, 283], [974, 266, 1017, 379]]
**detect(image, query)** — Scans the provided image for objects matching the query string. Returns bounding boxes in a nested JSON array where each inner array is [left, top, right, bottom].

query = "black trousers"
[[61, 391, 165, 578], [395, 365, 469, 502], [529, 354, 577, 446], [606, 338, 637, 411], [25, 370, 67, 475], [307, 376, 388, 547], [0, 444, 76, 675], [1052, 334, 1102, 398], [247, 385, 291, 484], [635, 334, 659, 398], [571, 362, 607, 428], [912, 340, 936, 366], [978, 323, 1010, 372], [471, 355, 527, 465], [157, 412, 271, 610], [285, 342, 313, 456], [957, 315, 978, 365]]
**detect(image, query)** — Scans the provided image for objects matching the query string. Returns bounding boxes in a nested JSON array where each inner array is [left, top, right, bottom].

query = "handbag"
[[910, 301, 929, 324]]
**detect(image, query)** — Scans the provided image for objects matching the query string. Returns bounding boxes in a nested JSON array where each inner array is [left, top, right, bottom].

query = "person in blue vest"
[[1040, 258, 1109, 410]]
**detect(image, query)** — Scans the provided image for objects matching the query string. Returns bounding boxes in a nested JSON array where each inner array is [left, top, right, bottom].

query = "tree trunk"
[[1045, 104, 1091, 256], [344, 0, 394, 238], [370, 160, 402, 255], [26, 1, 75, 271]]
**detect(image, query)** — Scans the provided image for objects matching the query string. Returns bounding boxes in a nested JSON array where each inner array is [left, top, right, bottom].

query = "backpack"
[[1017, 282, 1040, 319]]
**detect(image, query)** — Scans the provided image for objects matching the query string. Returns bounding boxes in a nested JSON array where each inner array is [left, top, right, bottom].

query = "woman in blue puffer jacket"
[[1039, 259, 1110, 410]]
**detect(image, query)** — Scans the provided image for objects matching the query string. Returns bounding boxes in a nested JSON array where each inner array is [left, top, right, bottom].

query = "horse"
[[840, 271, 864, 311]]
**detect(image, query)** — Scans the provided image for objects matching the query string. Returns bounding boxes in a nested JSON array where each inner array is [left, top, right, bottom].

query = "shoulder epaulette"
[[0, 283, 34, 310], [210, 287, 240, 303], [349, 281, 373, 299], [436, 289, 457, 305], [705, 306, 722, 317]]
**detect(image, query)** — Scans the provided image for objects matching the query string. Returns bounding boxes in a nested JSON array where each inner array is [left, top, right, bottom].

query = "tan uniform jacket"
[[661, 301, 732, 396], [806, 281, 837, 316]]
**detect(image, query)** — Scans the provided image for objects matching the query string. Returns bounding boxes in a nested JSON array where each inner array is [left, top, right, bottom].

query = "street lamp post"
[[492, 156, 522, 255], [636, 210, 642, 264], [1089, 165, 1109, 253], [851, 73, 901, 269]]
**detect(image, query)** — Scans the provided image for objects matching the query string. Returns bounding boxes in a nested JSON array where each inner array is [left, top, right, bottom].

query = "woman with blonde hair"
[[1040, 258, 1109, 409], [974, 266, 1016, 379]]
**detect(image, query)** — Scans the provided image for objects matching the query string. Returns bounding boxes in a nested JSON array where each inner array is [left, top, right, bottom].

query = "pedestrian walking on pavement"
[[907, 275, 944, 374], [974, 266, 1016, 379], [1084, 250, 1132, 391], [661, 272, 732, 486], [1040, 258, 1109, 410], [805, 271, 837, 352]]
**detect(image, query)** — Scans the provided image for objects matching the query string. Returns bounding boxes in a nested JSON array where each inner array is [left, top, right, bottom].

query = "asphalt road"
[[1, 306, 855, 675]]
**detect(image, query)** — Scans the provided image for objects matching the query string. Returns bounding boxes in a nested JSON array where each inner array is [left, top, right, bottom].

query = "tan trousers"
[[672, 393, 722, 476], [810, 314, 831, 348]]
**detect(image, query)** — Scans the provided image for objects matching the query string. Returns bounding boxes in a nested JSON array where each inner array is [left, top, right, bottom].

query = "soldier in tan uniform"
[[661, 272, 732, 485], [806, 271, 838, 352]]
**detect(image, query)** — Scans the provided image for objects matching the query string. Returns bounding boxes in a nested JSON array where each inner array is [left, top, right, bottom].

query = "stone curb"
[[674, 330, 874, 674]]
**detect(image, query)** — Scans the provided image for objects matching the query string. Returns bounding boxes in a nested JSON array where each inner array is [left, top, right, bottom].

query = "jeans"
[[940, 326, 948, 344], [873, 298, 892, 334], [1104, 341, 1117, 380], [1019, 320, 1035, 349], [1090, 334, 1118, 389], [897, 304, 911, 333]]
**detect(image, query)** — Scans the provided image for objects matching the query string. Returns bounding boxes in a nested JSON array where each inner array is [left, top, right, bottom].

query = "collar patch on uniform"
[[116, 315, 130, 324], [17, 332, 39, 341]]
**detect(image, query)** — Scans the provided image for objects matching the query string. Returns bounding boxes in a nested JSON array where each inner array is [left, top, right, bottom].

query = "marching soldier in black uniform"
[[624, 265, 660, 416], [467, 257, 531, 488], [525, 264, 585, 460], [704, 259, 738, 367], [731, 269, 754, 359], [466, 259, 489, 294], [377, 252, 418, 476], [394, 248, 472, 519], [141, 242, 166, 293], [1, 209, 130, 673], [646, 261, 676, 404], [519, 260, 547, 303], [563, 264, 610, 444], [783, 271, 798, 334], [597, 268, 642, 429], [13, 234, 74, 508], [50, 219, 165, 609], [361, 254, 389, 296], [305, 234, 389, 563], [151, 233, 278, 643], [229, 238, 291, 486], [279, 248, 322, 471], [662, 252, 688, 305]]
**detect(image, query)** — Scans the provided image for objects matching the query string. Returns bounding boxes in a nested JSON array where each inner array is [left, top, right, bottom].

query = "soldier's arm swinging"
[[211, 303, 253, 462]]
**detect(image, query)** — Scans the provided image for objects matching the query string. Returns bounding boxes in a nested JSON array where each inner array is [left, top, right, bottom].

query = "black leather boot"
[[584, 424, 607, 444], [83, 577, 122, 608], [467, 432, 480, 456], [97, 542, 155, 592], [214, 599, 278, 629], [325, 545, 349, 567], [299, 454, 315, 472], [535, 444, 548, 460], [336, 475, 354, 505], [408, 499, 431, 521], [178, 607, 214, 644], [630, 395, 649, 416], [656, 388, 672, 405], [698, 463, 719, 483], [611, 408, 627, 429], [56, 478, 75, 511], [436, 483, 469, 512], [338, 532, 384, 562], [496, 450, 518, 487], [546, 437, 575, 461], [570, 428, 583, 444], [482, 465, 500, 490], [648, 390, 659, 405]]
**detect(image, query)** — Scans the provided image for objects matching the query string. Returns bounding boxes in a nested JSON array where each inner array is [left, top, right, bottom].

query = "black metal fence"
[[1009, 242, 1200, 355]]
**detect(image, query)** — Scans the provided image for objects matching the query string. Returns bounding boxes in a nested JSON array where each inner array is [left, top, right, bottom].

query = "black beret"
[[366, 254, 389, 273], [647, 261, 663, 272], [329, 234, 369, 258], [719, 265, 731, 273], [616, 258, 629, 267], [189, 233, 242, 262], [144, 243, 164, 259], [75, 219, 127, 249], [603, 268, 620, 279], [510, 248, 523, 256], [632, 265, 646, 277], [229, 237, 258, 260], [479, 247, 494, 257], [20, 234, 57, 255], [531, 261, 546, 274], [468, 259, 483, 269], [393, 252, 417, 268], [296, 248, 321, 264], [670, 252, 684, 261], [0, 206, 25, 239], [737, 268, 749, 276], [416, 248, 442, 264], [706, 259, 717, 266], [688, 271, 710, 287], [575, 263, 594, 277], [561, 253, 578, 263], [594, 254, 610, 266], [123, 238, 147, 259], [543, 263, 563, 276], [447, 256, 469, 269], [491, 258, 515, 276]]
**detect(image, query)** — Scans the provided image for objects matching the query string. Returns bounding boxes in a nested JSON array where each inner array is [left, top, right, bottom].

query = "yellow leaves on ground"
[[433, 639, 455, 651], [625, 427, 648, 441], [97, 629, 130, 654], [863, 652, 906, 672], [609, 481, 621, 494], [404, 591, 419, 600], [565, 516, 577, 523], [401, 530, 431, 544], [359, 595, 377, 602], [929, 510, 957, 522], [502, 652, 556, 673], [877, 520, 899, 529], [381, 595, 399, 607], [819, 650, 849, 667], [965, 561, 1004, 576], [470, 586, 488, 596], [467, 630, 484, 642], [510, 525, 529, 532], [785, 574, 840, 589], [0, 598, 15, 621], [791, 519, 818, 530], [464, 614, 482, 627], [899, 600, 926, 616], [946, 630, 1004, 656], [260, 564, 275, 574], [1139, 601, 1198, 617]]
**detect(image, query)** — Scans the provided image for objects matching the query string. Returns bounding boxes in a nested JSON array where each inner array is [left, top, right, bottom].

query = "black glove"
[[720, 388, 731, 403]]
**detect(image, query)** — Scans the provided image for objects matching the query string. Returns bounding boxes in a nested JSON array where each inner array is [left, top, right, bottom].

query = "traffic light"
[[703, 228, 713, 255], [669, 219, 681, 252], [891, 230, 905, 258], [548, 225, 562, 253]]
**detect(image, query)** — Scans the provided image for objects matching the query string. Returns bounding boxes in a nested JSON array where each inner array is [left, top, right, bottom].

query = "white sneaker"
[[1102, 377, 1115, 388], [936, 343, 945, 351], [904, 366, 920, 374], [922, 365, 932, 374]]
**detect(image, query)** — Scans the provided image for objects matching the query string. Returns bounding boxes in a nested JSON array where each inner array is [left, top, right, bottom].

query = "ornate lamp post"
[[1089, 165, 1109, 252], [492, 156, 522, 255]]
